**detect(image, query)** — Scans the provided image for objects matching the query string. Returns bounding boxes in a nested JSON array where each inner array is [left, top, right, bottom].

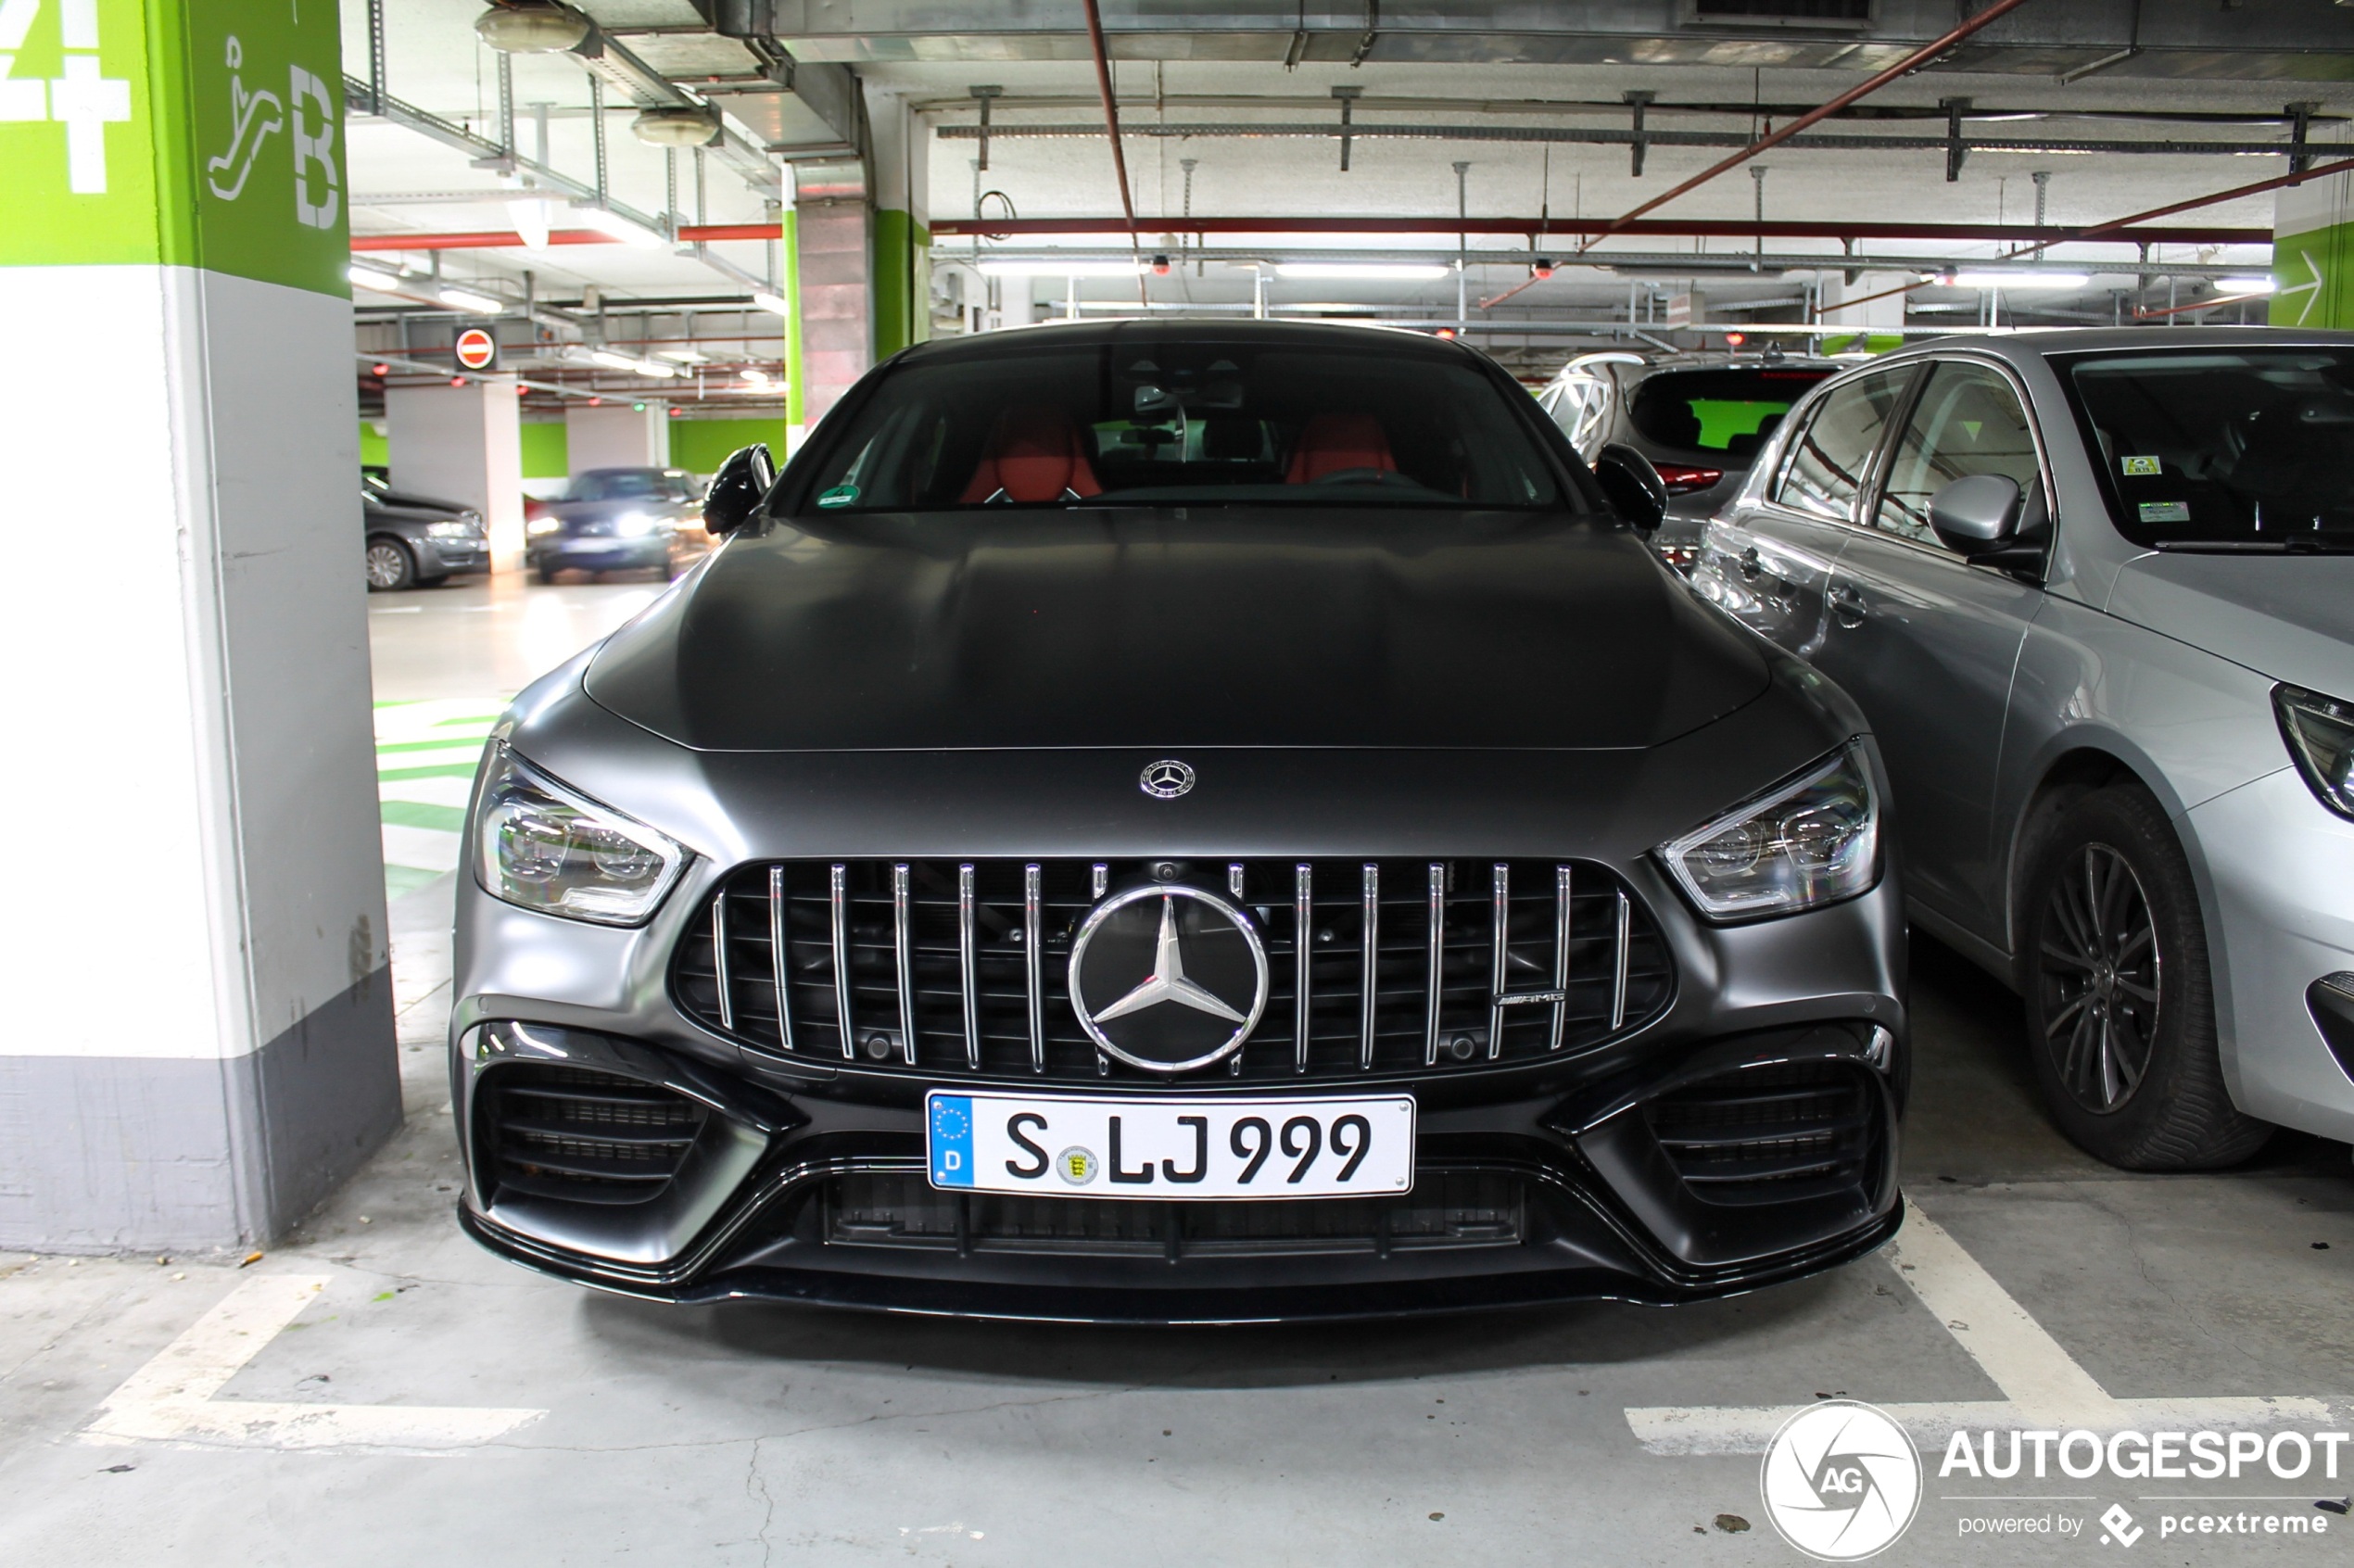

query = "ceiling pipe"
[[2002, 152, 2354, 259], [352, 221, 779, 251], [926, 216, 2262, 246], [1078, 0, 1148, 305], [1577, 0, 2040, 254]]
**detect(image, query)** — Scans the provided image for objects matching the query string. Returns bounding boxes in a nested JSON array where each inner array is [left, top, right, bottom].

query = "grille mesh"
[[1644, 1061, 1878, 1206], [482, 1063, 707, 1207], [673, 858, 1671, 1083]]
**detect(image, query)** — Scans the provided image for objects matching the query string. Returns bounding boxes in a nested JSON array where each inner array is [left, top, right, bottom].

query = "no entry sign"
[[454, 328, 499, 372]]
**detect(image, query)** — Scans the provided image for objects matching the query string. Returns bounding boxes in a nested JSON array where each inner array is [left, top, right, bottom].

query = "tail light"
[[1652, 463, 1724, 496]]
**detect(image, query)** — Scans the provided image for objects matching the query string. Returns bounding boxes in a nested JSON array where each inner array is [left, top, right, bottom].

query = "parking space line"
[[1626, 1206, 2332, 1455], [81, 1275, 544, 1454]]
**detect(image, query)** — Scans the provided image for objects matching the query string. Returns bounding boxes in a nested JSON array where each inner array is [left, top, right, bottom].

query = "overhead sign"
[[454, 327, 498, 371]]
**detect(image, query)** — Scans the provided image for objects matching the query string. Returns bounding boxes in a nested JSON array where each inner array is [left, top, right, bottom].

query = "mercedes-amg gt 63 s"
[[452, 321, 1908, 1322]]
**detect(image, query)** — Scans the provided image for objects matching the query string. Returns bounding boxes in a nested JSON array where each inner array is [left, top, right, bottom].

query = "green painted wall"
[[1, 0, 348, 297], [783, 207, 805, 444], [672, 417, 786, 474], [359, 421, 387, 466], [2272, 217, 2354, 330], [873, 209, 930, 360], [520, 422, 567, 479]]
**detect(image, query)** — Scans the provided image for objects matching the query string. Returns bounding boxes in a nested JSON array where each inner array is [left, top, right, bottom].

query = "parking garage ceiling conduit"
[[2000, 153, 2354, 259], [1079, 0, 1149, 306], [921, 216, 2263, 248]]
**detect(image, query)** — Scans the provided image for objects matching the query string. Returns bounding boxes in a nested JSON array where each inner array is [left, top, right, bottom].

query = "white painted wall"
[[565, 402, 672, 474], [1819, 272, 1913, 333], [386, 375, 525, 567]]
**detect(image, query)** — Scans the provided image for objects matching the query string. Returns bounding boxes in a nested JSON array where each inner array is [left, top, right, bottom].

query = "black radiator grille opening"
[[482, 1063, 707, 1207], [823, 1170, 1526, 1258], [674, 858, 1672, 1084], [1645, 1061, 1878, 1207]]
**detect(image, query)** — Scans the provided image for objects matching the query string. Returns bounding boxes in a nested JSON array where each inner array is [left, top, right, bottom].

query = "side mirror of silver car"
[[703, 443, 777, 536], [1593, 443, 1668, 534], [1927, 473, 2024, 555]]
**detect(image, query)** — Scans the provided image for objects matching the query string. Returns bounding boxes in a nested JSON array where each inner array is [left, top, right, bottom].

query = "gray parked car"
[[362, 471, 487, 590], [1691, 327, 2354, 1170], [1538, 348, 1841, 570]]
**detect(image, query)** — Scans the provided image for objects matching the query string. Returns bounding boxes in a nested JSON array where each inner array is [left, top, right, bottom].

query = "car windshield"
[[792, 338, 1565, 512], [1626, 367, 1832, 462], [576, 470, 695, 502], [2059, 348, 2354, 551]]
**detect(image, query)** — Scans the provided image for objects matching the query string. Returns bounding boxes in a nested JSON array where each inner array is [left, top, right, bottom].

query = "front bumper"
[[430, 539, 489, 575], [534, 535, 668, 572]]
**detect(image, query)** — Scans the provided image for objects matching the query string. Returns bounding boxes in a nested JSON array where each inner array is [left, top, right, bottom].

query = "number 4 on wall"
[[0, 0, 133, 195]]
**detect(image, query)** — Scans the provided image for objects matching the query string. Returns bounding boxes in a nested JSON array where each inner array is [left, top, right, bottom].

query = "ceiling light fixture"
[[2217, 275, 2277, 294], [474, 1, 589, 53], [1274, 262, 1451, 281], [1948, 271, 2090, 289], [974, 259, 1146, 278], [438, 286, 505, 313], [348, 265, 404, 292], [631, 106, 721, 148], [751, 290, 790, 315], [570, 203, 666, 249]]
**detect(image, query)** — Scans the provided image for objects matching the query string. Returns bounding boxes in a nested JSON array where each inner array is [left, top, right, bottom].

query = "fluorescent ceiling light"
[[348, 265, 404, 292], [508, 197, 551, 250], [751, 290, 790, 315], [975, 259, 1146, 278], [588, 349, 673, 377], [658, 348, 708, 363], [570, 204, 666, 249], [740, 366, 770, 384], [2218, 275, 2277, 294], [1949, 272, 2090, 289], [438, 286, 504, 313], [1274, 263, 1451, 282]]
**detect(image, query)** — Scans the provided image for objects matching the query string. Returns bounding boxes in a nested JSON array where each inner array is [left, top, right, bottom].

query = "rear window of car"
[[2057, 348, 2354, 551], [1626, 367, 1833, 461], [791, 339, 1566, 512]]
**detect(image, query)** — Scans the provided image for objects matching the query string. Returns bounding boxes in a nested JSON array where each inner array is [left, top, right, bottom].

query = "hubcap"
[[365, 543, 407, 588], [2037, 842, 2161, 1114]]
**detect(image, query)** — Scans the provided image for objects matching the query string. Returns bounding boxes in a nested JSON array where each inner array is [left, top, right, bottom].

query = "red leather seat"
[[959, 407, 1103, 503], [1285, 412, 1397, 484]]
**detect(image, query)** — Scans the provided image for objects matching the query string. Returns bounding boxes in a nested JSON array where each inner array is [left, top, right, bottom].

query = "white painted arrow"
[[2279, 249, 2327, 326]]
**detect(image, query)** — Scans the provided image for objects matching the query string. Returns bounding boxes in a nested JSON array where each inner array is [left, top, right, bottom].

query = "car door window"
[[1772, 371, 1908, 524], [1875, 361, 2042, 545]]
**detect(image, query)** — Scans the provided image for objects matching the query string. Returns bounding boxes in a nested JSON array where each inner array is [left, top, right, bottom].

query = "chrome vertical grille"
[[674, 858, 1673, 1083]]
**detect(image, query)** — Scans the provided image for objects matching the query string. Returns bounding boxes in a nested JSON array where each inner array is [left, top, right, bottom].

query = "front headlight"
[[1658, 741, 1880, 920], [2277, 685, 2354, 821], [525, 517, 560, 537], [475, 747, 689, 925], [615, 511, 658, 537], [425, 520, 475, 537]]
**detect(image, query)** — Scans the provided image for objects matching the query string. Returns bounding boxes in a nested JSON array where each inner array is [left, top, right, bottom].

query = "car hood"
[[582, 508, 1770, 752], [2107, 552, 2354, 696]]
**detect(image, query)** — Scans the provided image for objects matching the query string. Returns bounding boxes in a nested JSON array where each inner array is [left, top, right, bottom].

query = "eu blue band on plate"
[[930, 1094, 976, 1187]]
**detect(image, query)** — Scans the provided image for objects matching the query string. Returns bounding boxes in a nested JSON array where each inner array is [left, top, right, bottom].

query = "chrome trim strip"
[[1487, 862, 1509, 1061], [957, 863, 980, 1071], [767, 865, 792, 1052], [829, 863, 854, 1060], [1091, 861, 1108, 900], [1229, 862, 1246, 901], [1023, 863, 1044, 1074], [1359, 862, 1379, 1071], [1424, 863, 1447, 1067], [892, 863, 916, 1065], [710, 890, 734, 1033], [1610, 888, 1631, 1032], [1550, 865, 1573, 1052], [1294, 863, 1312, 1075]]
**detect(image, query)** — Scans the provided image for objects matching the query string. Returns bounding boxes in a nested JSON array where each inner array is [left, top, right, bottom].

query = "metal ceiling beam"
[[929, 246, 2251, 280], [926, 216, 2268, 247], [353, 223, 780, 252]]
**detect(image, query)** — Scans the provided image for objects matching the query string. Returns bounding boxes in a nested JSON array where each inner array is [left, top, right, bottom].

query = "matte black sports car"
[[453, 321, 1906, 1322]]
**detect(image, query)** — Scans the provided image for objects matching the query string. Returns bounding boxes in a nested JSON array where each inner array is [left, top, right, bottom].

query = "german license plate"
[[926, 1092, 1414, 1200]]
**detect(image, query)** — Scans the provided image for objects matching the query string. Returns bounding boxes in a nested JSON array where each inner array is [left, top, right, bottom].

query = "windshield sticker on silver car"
[[2121, 456, 2162, 476], [816, 484, 860, 508], [2138, 500, 2192, 524]]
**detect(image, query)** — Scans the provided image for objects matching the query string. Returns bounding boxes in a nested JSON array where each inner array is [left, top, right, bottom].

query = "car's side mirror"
[[1593, 443, 1668, 533], [703, 443, 776, 536], [1927, 474, 2028, 556]]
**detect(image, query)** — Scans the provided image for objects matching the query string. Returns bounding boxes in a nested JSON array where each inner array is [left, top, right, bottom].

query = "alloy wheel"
[[365, 541, 411, 589], [2037, 842, 2161, 1114]]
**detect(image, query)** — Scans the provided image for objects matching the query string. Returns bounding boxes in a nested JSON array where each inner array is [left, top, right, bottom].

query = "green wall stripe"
[[379, 801, 466, 831]]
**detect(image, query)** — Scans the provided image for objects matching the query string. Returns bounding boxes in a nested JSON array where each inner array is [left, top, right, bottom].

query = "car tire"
[[535, 562, 560, 585], [365, 537, 416, 592], [2019, 784, 2271, 1170]]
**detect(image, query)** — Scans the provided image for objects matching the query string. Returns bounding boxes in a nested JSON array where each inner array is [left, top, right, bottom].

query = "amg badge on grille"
[[1068, 885, 1269, 1072], [1139, 759, 1195, 799]]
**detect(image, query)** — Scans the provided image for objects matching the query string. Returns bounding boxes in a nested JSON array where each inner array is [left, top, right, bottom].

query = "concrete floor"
[[6, 575, 2352, 1565]]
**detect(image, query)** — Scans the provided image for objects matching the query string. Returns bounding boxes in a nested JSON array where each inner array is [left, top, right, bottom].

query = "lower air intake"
[[1644, 1060, 1878, 1207], [481, 1063, 707, 1208]]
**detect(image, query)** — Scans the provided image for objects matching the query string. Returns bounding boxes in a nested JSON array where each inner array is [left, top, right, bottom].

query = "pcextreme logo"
[[1760, 1400, 1924, 1562]]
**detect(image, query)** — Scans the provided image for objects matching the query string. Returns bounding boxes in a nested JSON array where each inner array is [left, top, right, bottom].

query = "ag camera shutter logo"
[[1760, 1400, 1922, 1561]]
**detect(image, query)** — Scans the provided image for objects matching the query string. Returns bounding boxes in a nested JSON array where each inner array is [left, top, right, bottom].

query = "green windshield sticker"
[[816, 484, 860, 509], [2138, 500, 2191, 524], [2122, 456, 2162, 476]]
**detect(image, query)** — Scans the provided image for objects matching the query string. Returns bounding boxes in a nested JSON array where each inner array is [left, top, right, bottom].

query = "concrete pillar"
[[0, 0, 398, 1248], [2274, 133, 2353, 330], [386, 373, 525, 568], [564, 400, 671, 474], [871, 94, 930, 360], [1818, 271, 1912, 352], [791, 157, 874, 441]]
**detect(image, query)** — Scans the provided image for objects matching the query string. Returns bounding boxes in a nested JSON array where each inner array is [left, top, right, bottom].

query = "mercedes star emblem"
[[1139, 759, 1196, 799], [1067, 884, 1270, 1073]]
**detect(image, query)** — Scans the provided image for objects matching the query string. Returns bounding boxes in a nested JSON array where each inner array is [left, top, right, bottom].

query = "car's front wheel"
[[364, 537, 416, 591], [2019, 784, 2270, 1170]]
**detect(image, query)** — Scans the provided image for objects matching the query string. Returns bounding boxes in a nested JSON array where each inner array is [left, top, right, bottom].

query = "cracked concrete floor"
[[4, 582, 2352, 1565]]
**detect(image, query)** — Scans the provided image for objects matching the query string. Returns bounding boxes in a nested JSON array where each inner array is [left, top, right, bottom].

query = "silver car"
[[1692, 327, 2354, 1170]]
